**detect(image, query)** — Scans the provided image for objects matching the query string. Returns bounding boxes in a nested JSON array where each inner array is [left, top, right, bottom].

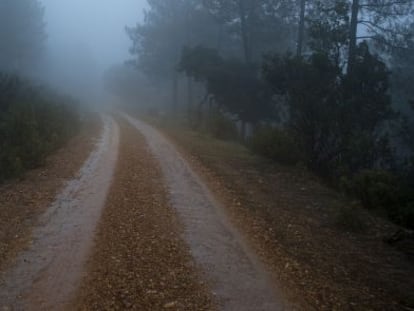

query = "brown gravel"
[[75, 120, 214, 311], [159, 126, 414, 311], [0, 115, 101, 273]]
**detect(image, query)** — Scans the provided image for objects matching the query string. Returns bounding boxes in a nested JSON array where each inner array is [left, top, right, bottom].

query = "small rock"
[[164, 301, 177, 308]]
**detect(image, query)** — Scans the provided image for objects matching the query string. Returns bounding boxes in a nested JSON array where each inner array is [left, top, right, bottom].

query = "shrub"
[[249, 125, 303, 165], [335, 207, 366, 233], [0, 74, 80, 182], [397, 201, 414, 230], [342, 170, 414, 228], [349, 170, 399, 211], [207, 111, 238, 141]]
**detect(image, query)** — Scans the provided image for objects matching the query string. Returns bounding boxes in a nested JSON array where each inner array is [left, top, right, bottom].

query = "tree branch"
[[358, 20, 403, 36], [356, 35, 375, 39], [357, 33, 414, 51], [359, 0, 413, 8]]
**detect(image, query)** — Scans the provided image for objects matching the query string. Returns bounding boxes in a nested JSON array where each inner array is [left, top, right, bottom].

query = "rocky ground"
[[75, 120, 214, 311]]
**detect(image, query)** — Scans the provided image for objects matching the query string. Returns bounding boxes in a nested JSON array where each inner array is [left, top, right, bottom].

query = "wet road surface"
[[0, 113, 287, 310], [0, 115, 119, 310], [123, 114, 287, 311]]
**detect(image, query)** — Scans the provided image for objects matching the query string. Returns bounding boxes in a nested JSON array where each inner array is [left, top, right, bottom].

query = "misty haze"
[[0, 0, 413, 310]]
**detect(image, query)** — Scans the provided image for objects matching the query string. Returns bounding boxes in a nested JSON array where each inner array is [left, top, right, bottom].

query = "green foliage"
[[202, 0, 296, 61], [249, 125, 302, 165], [262, 40, 413, 227], [343, 43, 393, 131], [308, 0, 350, 65], [263, 52, 343, 175], [343, 170, 399, 210], [180, 46, 273, 124], [179, 46, 222, 82], [126, 0, 221, 82], [397, 201, 414, 230], [391, 22, 414, 107], [206, 111, 238, 141], [335, 207, 366, 233], [127, 0, 414, 230], [263, 43, 394, 178], [341, 170, 414, 228], [0, 74, 80, 182]]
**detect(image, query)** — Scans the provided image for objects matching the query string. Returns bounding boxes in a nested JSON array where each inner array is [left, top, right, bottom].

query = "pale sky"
[[38, 0, 148, 99], [40, 0, 147, 69]]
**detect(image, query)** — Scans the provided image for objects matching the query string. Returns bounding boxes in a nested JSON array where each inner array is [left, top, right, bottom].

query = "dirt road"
[[123, 114, 287, 310], [0, 114, 287, 310], [0, 116, 119, 310], [75, 119, 214, 310]]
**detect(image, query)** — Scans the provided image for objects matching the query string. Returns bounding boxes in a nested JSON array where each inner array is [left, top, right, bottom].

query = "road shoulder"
[[158, 124, 414, 310], [0, 116, 101, 273]]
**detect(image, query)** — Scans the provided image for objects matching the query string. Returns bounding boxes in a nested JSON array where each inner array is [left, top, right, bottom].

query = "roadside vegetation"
[[115, 2, 414, 306], [0, 74, 80, 183], [153, 122, 414, 310], [0, 0, 81, 183], [120, 0, 414, 231]]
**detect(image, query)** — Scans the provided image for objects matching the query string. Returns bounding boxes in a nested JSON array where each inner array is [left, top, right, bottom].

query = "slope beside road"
[[155, 119, 414, 310]]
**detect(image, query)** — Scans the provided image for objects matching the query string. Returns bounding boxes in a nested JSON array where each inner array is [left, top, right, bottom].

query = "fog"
[[1, 1, 414, 309], [39, 0, 148, 101], [0, 0, 413, 180]]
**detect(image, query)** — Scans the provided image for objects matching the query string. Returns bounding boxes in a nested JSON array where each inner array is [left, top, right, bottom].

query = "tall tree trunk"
[[240, 120, 246, 142], [348, 0, 360, 74], [172, 71, 178, 114], [297, 0, 306, 57], [238, 0, 251, 63], [216, 23, 224, 52], [187, 76, 193, 116], [185, 6, 193, 120]]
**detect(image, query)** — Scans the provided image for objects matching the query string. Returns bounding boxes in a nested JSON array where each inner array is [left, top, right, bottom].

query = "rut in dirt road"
[[123, 114, 288, 311], [0, 115, 119, 310], [76, 120, 214, 310]]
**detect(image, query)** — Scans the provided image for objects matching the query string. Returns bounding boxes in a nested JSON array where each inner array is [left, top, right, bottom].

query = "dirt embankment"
[[0, 116, 101, 273], [160, 126, 414, 311], [75, 120, 214, 311]]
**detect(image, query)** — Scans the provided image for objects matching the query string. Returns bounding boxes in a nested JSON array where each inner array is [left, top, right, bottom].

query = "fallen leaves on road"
[[75, 120, 214, 311], [163, 126, 414, 311], [0, 117, 100, 273]]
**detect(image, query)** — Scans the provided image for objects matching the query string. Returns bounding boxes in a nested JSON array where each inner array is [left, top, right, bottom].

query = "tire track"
[[0, 115, 119, 310], [123, 114, 288, 311], [76, 119, 214, 310]]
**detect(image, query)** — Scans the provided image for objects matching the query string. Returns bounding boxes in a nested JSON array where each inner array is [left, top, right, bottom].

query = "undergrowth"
[[0, 73, 80, 182]]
